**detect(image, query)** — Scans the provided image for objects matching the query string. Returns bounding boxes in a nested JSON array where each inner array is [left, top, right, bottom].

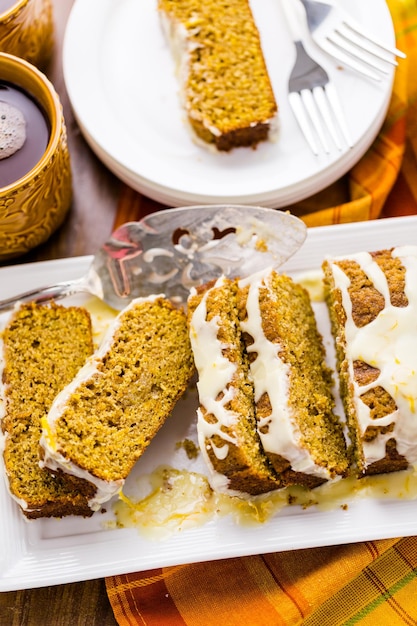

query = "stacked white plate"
[[63, 0, 396, 208]]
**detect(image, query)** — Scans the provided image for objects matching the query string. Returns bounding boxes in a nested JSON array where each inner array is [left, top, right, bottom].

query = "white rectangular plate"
[[1, 215, 417, 592]]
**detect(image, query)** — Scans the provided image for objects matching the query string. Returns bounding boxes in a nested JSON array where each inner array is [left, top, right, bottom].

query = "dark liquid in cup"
[[0, 1, 17, 13], [0, 81, 50, 188]]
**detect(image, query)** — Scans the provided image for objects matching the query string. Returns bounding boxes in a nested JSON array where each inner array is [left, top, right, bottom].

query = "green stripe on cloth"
[[303, 538, 417, 626], [344, 568, 417, 625]]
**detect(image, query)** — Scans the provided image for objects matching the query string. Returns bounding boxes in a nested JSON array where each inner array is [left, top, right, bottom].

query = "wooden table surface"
[[0, 1, 137, 623]]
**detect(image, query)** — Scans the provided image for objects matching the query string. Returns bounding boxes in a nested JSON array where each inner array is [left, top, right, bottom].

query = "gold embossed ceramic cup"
[[0, 0, 54, 69], [0, 53, 72, 260]]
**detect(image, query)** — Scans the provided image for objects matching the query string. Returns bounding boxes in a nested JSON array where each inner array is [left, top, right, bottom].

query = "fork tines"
[[298, 0, 406, 82], [340, 17, 406, 61], [289, 83, 352, 155], [324, 21, 404, 79]]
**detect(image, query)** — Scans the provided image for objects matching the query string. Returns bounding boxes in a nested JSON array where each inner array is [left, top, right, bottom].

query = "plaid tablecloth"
[[106, 2, 417, 624]]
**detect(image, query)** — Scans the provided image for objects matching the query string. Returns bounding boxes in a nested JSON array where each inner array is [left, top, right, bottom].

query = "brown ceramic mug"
[[0, 0, 54, 69], [0, 53, 72, 260]]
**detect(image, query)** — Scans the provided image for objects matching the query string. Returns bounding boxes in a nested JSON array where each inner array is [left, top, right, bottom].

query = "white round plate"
[[63, 0, 396, 208]]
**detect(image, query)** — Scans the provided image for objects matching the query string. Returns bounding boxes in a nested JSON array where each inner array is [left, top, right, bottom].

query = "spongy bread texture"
[[44, 297, 195, 484], [158, 0, 278, 151], [1, 303, 95, 519]]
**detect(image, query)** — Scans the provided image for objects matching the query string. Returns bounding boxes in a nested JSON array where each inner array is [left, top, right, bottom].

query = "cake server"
[[0, 205, 307, 311]]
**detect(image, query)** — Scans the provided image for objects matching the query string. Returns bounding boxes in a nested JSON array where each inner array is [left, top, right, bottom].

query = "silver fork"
[[298, 0, 406, 81], [282, 0, 352, 155]]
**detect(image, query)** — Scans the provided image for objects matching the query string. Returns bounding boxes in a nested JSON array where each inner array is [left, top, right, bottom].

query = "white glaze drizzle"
[[189, 277, 239, 479], [239, 270, 331, 479], [327, 246, 417, 467]]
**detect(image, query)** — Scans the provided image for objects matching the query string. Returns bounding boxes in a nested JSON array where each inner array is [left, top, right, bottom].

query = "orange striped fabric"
[[106, 2, 417, 624]]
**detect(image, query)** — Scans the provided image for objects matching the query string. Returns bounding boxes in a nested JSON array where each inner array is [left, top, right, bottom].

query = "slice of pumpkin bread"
[[238, 270, 349, 489], [322, 247, 417, 477], [40, 296, 195, 510], [1, 302, 95, 519], [158, 0, 278, 151], [188, 276, 282, 496]]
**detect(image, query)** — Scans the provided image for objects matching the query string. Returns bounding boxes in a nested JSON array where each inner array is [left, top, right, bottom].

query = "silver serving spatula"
[[0, 205, 307, 311]]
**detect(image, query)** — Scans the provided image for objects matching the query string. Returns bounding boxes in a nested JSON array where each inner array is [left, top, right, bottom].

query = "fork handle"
[[281, 0, 307, 41], [298, 0, 332, 31]]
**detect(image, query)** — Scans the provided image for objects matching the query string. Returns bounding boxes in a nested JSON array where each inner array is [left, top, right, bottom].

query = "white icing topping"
[[239, 270, 331, 479], [189, 277, 239, 481], [327, 246, 417, 467], [40, 295, 164, 510]]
